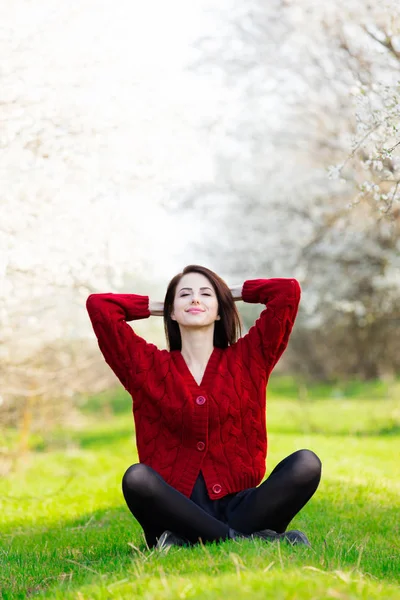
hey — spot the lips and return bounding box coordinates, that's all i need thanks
[187,309,204,313]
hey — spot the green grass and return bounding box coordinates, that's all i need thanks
[1,380,400,599]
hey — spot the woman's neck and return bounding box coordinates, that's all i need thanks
[180,328,214,368]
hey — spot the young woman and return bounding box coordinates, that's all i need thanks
[86,265,321,551]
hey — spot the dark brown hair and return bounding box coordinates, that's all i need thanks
[163,265,242,351]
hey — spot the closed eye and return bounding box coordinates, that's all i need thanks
[180,293,211,297]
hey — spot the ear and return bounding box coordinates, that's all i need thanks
[216,315,221,321]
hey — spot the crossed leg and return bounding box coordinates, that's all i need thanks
[227,449,322,534]
[122,463,231,548]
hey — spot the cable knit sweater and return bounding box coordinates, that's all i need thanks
[86,278,301,500]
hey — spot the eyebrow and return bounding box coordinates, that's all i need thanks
[179,287,213,292]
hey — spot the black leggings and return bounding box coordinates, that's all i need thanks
[122,449,322,549]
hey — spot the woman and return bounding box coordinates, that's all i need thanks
[86,265,321,552]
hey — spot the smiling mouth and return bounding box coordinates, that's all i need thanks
[187,309,204,313]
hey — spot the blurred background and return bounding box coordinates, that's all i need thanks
[1,0,399,468]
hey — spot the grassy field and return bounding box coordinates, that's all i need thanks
[1,378,399,599]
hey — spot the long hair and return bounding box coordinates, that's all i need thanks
[163,265,242,351]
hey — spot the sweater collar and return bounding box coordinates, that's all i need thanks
[171,347,222,394]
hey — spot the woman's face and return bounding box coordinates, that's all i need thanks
[171,272,220,328]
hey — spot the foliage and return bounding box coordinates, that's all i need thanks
[178,0,400,381]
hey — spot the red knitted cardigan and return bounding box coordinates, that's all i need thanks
[86,278,301,500]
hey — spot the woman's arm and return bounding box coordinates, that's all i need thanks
[86,293,158,391]
[229,285,243,301]
[230,278,301,376]
[149,300,164,316]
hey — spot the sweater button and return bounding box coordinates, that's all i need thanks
[196,396,206,405]
[197,441,205,451]
[212,484,222,494]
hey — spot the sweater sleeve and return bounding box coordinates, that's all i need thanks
[86,293,156,392]
[235,278,301,376]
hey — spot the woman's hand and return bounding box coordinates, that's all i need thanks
[149,300,164,316]
[230,284,243,301]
